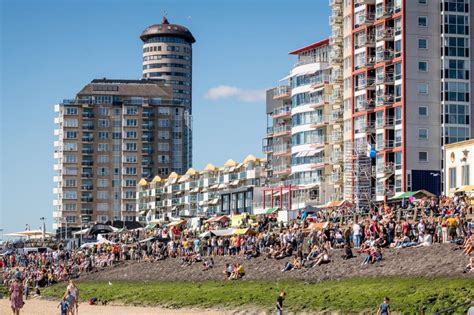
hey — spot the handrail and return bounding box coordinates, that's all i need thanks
[434,301,470,315]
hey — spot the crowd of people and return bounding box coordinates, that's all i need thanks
[1,194,473,313]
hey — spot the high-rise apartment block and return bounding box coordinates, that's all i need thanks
[141,17,195,169]
[264,0,473,210]
[53,80,189,229]
[53,18,195,230]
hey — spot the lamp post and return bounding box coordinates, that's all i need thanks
[40,217,46,241]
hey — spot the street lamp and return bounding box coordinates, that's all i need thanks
[40,217,46,241]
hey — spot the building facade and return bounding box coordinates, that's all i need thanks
[338,0,473,205]
[141,17,195,169]
[136,155,265,222]
[264,0,473,210]
[444,139,473,195]
[53,79,189,230]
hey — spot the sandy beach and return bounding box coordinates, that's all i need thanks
[0,298,250,315]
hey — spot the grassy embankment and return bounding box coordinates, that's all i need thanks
[41,277,473,314]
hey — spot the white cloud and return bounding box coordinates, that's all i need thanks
[204,85,266,103]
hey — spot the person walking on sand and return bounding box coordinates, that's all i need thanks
[276,290,286,315]
[66,280,79,314]
[9,277,25,315]
[377,296,391,315]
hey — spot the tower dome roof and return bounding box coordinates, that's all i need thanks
[140,17,196,43]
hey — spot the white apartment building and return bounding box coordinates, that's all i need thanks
[136,155,265,221]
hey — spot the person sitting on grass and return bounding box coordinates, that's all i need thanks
[377,296,391,315]
[202,257,214,271]
[312,249,331,267]
[341,243,354,260]
[223,263,232,280]
[463,257,474,273]
[230,263,245,280]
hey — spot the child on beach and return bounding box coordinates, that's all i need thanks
[58,297,69,315]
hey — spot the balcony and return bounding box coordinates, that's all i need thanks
[355,0,375,6]
[331,172,343,183]
[292,176,322,186]
[310,95,330,106]
[273,125,291,136]
[355,55,375,70]
[376,6,394,20]
[273,86,291,99]
[81,148,94,154]
[142,111,155,118]
[330,152,344,163]
[272,106,291,118]
[329,0,342,5]
[355,34,376,49]
[376,28,394,41]
[81,185,93,190]
[273,165,291,175]
[142,136,154,142]
[376,162,395,174]
[273,144,291,155]
[142,123,154,130]
[376,72,394,84]
[376,183,395,197]
[142,148,154,155]
[82,112,94,118]
[375,140,394,151]
[266,127,274,135]
[355,99,375,112]
[295,55,328,67]
[355,77,376,91]
[375,118,395,129]
[81,160,93,166]
[81,173,93,178]
[356,13,375,28]
[376,94,394,107]
[375,49,394,63]
[262,144,273,153]
[329,9,343,25]
[330,132,343,143]
[81,137,94,142]
[330,111,343,123]
[81,197,93,202]
[329,50,343,63]
[355,124,375,134]
[82,124,94,130]
[142,160,154,167]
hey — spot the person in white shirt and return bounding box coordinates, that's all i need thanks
[353,221,362,248]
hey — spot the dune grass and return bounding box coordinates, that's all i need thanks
[42,277,473,314]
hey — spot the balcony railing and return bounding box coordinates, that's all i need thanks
[266,126,273,135]
[376,50,394,63]
[272,165,291,174]
[376,28,394,41]
[375,140,395,151]
[376,72,394,84]
[272,106,291,117]
[295,55,328,67]
[273,86,291,99]
[355,35,376,49]
[375,6,394,20]
[355,99,375,112]
[355,13,375,28]
[262,144,273,153]
[375,118,395,129]
[376,94,395,107]
[376,162,395,174]
[273,144,291,154]
[273,125,291,135]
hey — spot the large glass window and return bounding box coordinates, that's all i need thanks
[444,15,469,35]
[449,167,457,188]
[443,82,469,102]
[444,37,469,57]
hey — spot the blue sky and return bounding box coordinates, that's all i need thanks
[0,0,330,235]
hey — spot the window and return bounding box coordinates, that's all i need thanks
[444,59,468,80]
[64,119,78,127]
[64,204,76,211]
[462,165,470,185]
[444,15,469,35]
[98,132,109,139]
[395,129,402,147]
[64,143,77,151]
[418,106,428,117]
[418,61,428,72]
[443,82,469,102]
[444,37,469,57]
[97,143,109,151]
[99,107,109,116]
[64,179,76,187]
[97,179,109,187]
[97,191,109,200]
[98,119,109,128]
[418,38,428,49]
[418,0,427,4]
[64,155,77,163]
[395,107,402,125]
[65,131,77,139]
[63,191,77,199]
[418,128,428,140]
[418,83,428,94]
[65,107,78,115]
[97,167,108,176]
[419,151,428,162]
[449,167,457,188]
[418,16,427,27]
